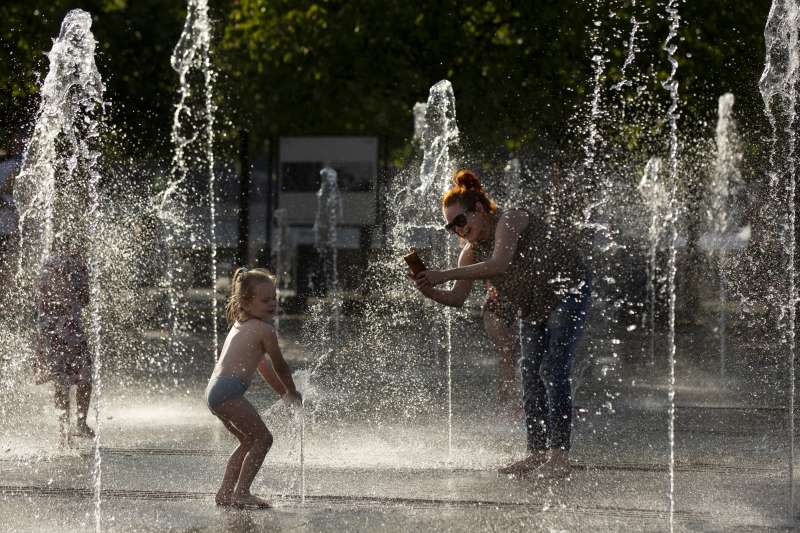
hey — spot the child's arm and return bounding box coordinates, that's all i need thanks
[256,357,288,396]
[261,324,299,399]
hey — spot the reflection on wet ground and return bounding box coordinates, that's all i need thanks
[0,321,794,531]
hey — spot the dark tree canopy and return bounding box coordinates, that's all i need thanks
[0,1,772,164]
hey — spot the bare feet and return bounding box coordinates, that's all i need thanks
[231,492,272,509]
[58,415,71,448]
[529,449,571,479]
[72,421,95,439]
[58,430,71,449]
[215,489,233,507]
[498,450,548,476]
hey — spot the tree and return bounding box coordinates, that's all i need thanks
[0,1,185,162]
[1,1,772,165]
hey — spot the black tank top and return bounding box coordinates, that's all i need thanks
[470,208,588,324]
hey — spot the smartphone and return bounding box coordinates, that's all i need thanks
[404,249,428,275]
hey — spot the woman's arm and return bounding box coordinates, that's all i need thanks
[417,210,529,286]
[418,278,473,307]
[412,246,475,307]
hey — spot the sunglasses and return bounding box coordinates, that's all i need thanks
[444,211,470,234]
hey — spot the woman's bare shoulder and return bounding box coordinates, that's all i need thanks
[458,242,476,265]
[500,208,529,221]
[498,209,529,231]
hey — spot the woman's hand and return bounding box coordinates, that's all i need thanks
[413,269,448,288]
[407,271,431,295]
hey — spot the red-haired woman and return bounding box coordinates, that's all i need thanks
[411,169,590,478]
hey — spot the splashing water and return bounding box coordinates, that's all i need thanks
[582,15,606,201]
[710,93,742,378]
[419,81,461,458]
[412,102,428,144]
[710,94,741,236]
[418,81,459,199]
[393,81,460,251]
[169,0,219,359]
[313,167,343,337]
[637,157,668,366]
[14,10,104,285]
[582,0,623,395]
[759,0,800,520]
[612,1,642,93]
[661,1,682,530]
[273,207,290,332]
[11,8,107,531]
[88,125,105,533]
[501,157,524,207]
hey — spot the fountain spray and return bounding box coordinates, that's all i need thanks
[171,0,219,359]
[710,93,742,378]
[662,1,682,530]
[760,0,800,521]
[419,81,460,458]
[12,9,107,531]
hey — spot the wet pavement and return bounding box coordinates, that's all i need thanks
[0,444,791,532]
[1,318,797,531]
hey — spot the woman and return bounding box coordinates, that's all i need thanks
[411,169,590,478]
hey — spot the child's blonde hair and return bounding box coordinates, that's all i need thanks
[225,267,276,325]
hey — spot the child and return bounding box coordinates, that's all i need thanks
[205,267,301,509]
[35,249,94,444]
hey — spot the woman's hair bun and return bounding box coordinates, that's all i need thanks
[442,168,496,214]
[453,169,482,191]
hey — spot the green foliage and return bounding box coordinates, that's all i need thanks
[0,1,773,166]
[0,1,184,160]
[217,0,600,161]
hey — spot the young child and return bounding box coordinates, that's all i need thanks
[205,267,301,509]
[35,248,95,445]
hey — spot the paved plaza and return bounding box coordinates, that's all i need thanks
[1,324,795,532]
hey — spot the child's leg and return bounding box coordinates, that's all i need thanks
[75,381,94,437]
[53,382,69,444]
[214,418,250,505]
[213,398,273,507]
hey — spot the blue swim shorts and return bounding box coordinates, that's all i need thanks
[205,375,249,412]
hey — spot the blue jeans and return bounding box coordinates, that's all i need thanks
[519,281,590,452]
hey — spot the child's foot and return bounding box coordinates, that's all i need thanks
[58,431,71,449]
[215,489,234,507]
[58,417,71,448]
[231,493,272,509]
[498,451,548,476]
